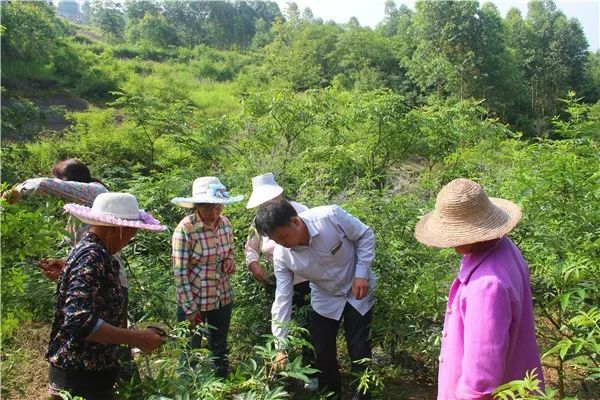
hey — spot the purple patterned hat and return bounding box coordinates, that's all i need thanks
[64,192,166,231]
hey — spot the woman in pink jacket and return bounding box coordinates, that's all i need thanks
[415,178,544,400]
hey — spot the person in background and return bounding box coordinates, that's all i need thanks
[255,199,376,400]
[171,176,244,378]
[414,178,544,400]
[244,172,316,390]
[2,159,110,280]
[47,192,166,400]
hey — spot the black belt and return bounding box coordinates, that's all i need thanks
[49,364,119,390]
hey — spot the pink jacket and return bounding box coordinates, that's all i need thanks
[437,237,544,399]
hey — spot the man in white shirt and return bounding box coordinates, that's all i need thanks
[255,199,375,400]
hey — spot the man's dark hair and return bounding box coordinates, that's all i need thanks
[255,199,298,236]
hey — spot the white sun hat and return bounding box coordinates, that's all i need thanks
[64,192,166,231]
[246,172,284,209]
[171,176,244,208]
[414,178,522,248]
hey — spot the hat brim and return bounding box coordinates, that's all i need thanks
[171,195,244,208]
[246,186,284,209]
[414,198,522,248]
[64,204,167,232]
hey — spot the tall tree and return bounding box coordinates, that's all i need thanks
[1,1,61,62]
[477,2,526,120]
[347,16,360,29]
[301,7,314,23]
[57,1,81,21]
[91,0,126,41]
[332,27,403,91]
[504,0,589,128]
[408,0,484,98]
[285,2,300,26]
[161,1,281,49]
[126,13,178,47]
[582,51,600,102]
[124,0,160,21]
[251,17,274,49]
[81,1,92,22]
[379,0,399,36]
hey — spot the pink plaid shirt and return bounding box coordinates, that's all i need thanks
[172,212,234,314]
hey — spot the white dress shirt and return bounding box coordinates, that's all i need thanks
[245,201,309,285]
[271,205,376,340]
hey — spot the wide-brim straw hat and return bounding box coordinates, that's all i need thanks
[64,192,166,231]
[171,176,244,208]
[414,178,522,248]
[246,172,284,209]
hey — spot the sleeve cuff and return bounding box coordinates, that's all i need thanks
[271,324,288,350]
[78,316,100,340]
[246,256,259,267]
[86,319,105,338]
[355,264,370,279]
[181,302,197,316]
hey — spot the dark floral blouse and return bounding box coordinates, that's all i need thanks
[46,232,126,371]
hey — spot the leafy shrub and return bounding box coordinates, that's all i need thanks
[0,197,65,339]
[0,88,46,142]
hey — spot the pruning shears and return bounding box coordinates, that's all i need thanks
[147,325,177,341]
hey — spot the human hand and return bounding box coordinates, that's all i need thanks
[186,312,202,327]
[1,188,20,204]
[222,257,236,274]
[248,262,268,283]
[352,277,369,300]
[38,259,66,281]
[135,328,163,354]
[272,351,287,371]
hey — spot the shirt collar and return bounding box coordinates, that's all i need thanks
[292,217,319,250]
[83,231,101,244]
[457,237,504,283]
[191,211,223,230]
[81,231,112,256]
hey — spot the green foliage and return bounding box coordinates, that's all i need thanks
[331,27,404,91]
[0,198,65,339]
[494,369,556,400]
[0,87,46,142]
[91,0,126,42]
[551,92,600,140]
[582,51,600,102]
[118,325,318,399]
[110,43,176,62]
[2,2,600,398]
[123,0,160,21]
[262,20,330,91]
[504,0,590,131]
[0,1,65,62]
[126,13,178,48]
[108,89,197,170]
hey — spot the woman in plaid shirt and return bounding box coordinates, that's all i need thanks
[171,176,244,377]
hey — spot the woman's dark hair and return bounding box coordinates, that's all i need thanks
[52,159,105,187]
[255,199,298,236]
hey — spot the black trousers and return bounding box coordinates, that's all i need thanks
[49,365,118,400]
[177,302,233,378]
[309,302,373,398]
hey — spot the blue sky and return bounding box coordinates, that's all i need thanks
[275,0,599,51]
